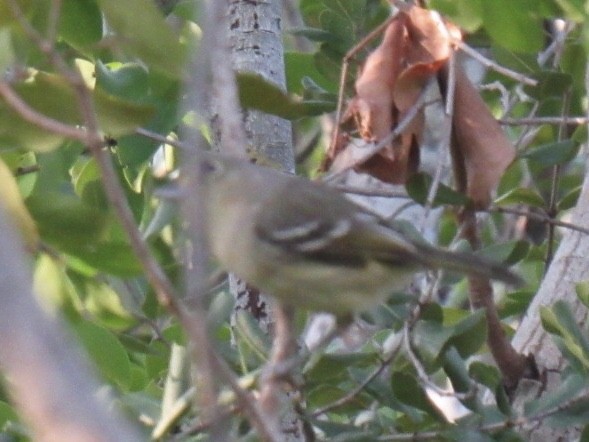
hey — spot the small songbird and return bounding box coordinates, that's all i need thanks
[198,153,521,316]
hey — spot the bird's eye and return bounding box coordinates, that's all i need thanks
[198,157,222,176]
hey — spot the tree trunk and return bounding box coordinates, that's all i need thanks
[510,156,589,441]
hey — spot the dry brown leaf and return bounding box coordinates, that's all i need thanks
[450,65,515,208]
[346,17,406,146]
[328,4,460,184]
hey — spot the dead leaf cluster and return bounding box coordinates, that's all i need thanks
[324,4,515,208]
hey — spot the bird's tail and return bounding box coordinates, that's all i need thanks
[416,243,523,286]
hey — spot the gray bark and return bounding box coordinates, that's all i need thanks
[227,0,295,172]
[510,158,589,441]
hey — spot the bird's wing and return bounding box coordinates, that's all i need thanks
[253,182,421,267]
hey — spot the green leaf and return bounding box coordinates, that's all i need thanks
[0,401,18,428]
[406,173,470,207]
[429,0,483,32]
[142,199,177,239]
[553,0,585,22]
[442,428,496,442]
[70,241,143,277]
[413,310,487,365]
[71,156,101,198]
[113,72,181,169]
[128,363,149,392]
[525,71,573,99]
[95,62,150,103]
[0,72,80,152]
[72,321,131,389]
[94,87,155,136]
[577,281,589,309]
[310,419,377,440]
[559,185,581,211]
[478,240,529,265]
[540,301,589,370]
[520,140,580,167]
[482,0,544,53]
[233,310,271,362]
[26,192,107,247]
[97,0,184,77]
[525,373,585,417]
[0,155,38,246]
[413,319,455,363]
[285,51,336,94]
[545,396,589,428]
[307,385,350,410]
[494,187,546,207]
[0,28,14,75]
[306,352,378,385]
[237,72,335,120]
[391,371,443,419]
[59,0,102,49]
[469,361,502,390]
[499,290,536,318]
[289,27,338,44]
[446,309,487,358]
[442,347,471,394]
[540,305,562,335]
[300,0,375,54]
[0,0,33,27]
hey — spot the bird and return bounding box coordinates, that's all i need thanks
[198,153,521,316]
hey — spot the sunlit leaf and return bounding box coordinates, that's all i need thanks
[391,371,444,419]
[237,72,335,119]
[576,281,589,309]
[97,0,184,77]
[0,155,38,246]
[494,187,546,207]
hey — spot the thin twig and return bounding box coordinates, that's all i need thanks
[7,0,181,311]
[546,89,572,268]
[329,15,397,153]
[0,82,88,142]
[324,88,430,182]
[311,294,431,417]
[15,165,40,176]
[311,336,404,417]
[487,206,589,235]
[422,56,454,226]
[135,127,192,150]
[500,116,589,125]
[46,0,62,48]
[402,323,473,400]
[377,391,589,441]
[6,4,279,440]
[456,41,538,86]
[332,183,410,199]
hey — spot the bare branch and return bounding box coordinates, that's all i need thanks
[456,42,538,86]
[0,204,143,442]
[0,81,88,142]
[500,116,589,125]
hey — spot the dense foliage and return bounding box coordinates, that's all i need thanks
[1,0,589,440]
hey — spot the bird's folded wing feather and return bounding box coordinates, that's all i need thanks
[253,184,422,267]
